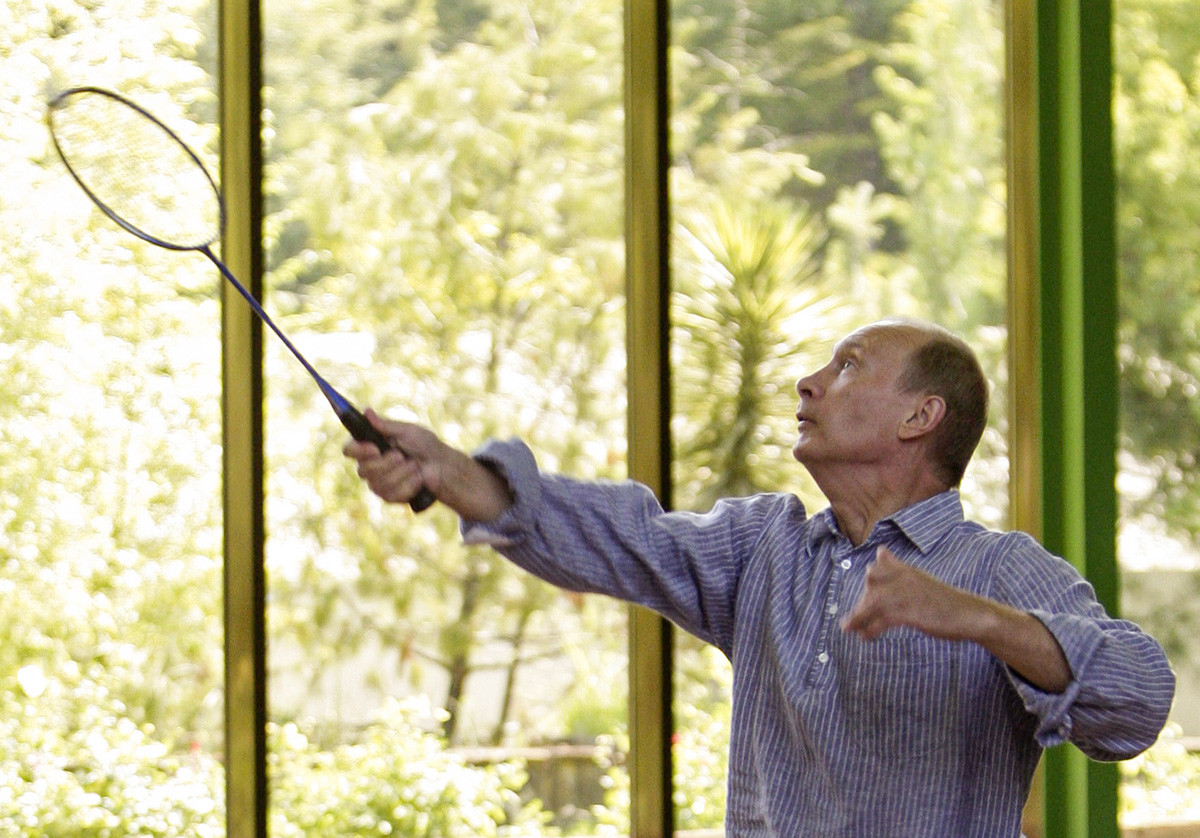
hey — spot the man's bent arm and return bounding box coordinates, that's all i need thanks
[842,547,1071,692]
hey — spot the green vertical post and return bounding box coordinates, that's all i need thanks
[1027,0,1120,834]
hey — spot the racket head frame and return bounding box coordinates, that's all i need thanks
[46,85,435,513]
[46,85,224,252]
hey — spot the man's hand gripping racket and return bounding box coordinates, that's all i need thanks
[47,86,435,512]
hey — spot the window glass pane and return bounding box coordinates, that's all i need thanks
[3,3,224,835]
[262,0,628,833]
[668,0,1007,831]
[1114,0,1200,829]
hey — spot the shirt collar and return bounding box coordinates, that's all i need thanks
[884,489,965,554]
[805,489,965,556]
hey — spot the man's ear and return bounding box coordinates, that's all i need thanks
[898,394,946,441]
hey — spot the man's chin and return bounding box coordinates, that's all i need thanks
[792,437,826,467]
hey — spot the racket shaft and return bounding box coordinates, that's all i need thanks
[203,247,435,513]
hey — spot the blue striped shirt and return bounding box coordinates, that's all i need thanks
[463,439,1175,837]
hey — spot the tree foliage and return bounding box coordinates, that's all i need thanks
[1114,0,1200,538]
[261,0,628,748]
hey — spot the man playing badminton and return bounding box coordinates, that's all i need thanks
[344,317,1174,836]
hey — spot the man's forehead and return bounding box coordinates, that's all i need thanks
[836,322,926,356]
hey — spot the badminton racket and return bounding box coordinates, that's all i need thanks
[47,85,435,512]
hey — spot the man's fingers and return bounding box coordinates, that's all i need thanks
[843,595,892,637]
[842,608,887,639]
[872,544,903,571]
[364,408,442,462]
[344,438,383,459]
[358,451,423,504]
[842,589,883,637]
[842,547,906,638]
[364,407,397,438]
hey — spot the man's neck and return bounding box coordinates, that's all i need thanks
[813,464,948,546]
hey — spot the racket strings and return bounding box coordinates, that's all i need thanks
[49,90,222,250]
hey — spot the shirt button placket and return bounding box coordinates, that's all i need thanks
[810,552,851,682]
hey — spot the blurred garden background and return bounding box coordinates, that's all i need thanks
[3,0,1200,833]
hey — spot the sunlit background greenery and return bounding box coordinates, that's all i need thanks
[3,0,1200,834]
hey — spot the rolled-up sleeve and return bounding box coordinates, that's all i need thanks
[995,538,1175,759]
[460,438,544,549]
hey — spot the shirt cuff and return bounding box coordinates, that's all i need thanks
[458,438,540,548]
[1008,609,1105,748]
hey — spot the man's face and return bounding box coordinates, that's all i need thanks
[792,324,924,471]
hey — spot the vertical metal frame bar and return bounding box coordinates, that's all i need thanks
[1006,0,1120,834]
[219,0,267,834]
[1005,5,1045,830]
[1074,2,1121,830]
[1006,0,1041,542]
[624,0,674,833]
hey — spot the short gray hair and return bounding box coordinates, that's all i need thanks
[897,326,988,487]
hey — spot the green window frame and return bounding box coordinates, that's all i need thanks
[1009,0,1120,834]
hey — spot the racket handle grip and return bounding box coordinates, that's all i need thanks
[340,407,436,513]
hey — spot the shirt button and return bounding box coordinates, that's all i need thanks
[827,603,839,616]
[817,652,829,664]
[840,559,852,570]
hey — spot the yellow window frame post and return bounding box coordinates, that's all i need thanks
[219,0,267,834]
[625,0,674,834]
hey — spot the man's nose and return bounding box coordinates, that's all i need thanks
[796,372,818,397]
